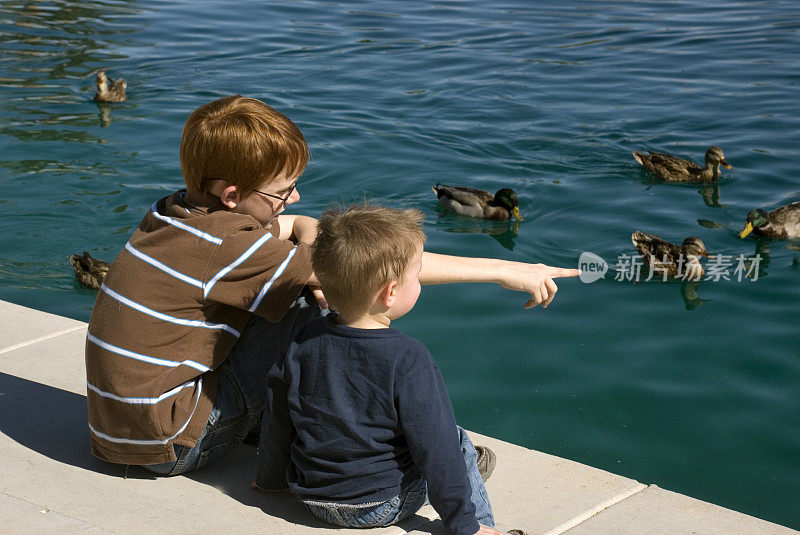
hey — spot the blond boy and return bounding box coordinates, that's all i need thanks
[255,204,521,535]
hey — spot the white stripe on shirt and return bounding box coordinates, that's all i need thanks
[124,242,204,289]
[151,202,223,245]
[87,379,196,405]
[89,378,203,445]
[99,283,240,338]
[204,233,273,298]
[249,246,297,312]
[86,332,211,372]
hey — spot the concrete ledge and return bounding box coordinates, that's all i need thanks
[0,299,796,534]
[0,300,84,354]
[562,485,792,535]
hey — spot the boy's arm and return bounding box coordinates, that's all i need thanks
[276,215,328,308]
[253,360,294,491]
[276,215,318,245]
[397,349,480,535]
[420,251,581,309]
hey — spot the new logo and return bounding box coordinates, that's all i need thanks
[578,252,607,283]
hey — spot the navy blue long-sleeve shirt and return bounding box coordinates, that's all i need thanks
[255,314,479,535]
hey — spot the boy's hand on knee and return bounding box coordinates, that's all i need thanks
[498,263,580,309]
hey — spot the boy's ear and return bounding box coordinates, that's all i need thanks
[379,280,398,308]
[219,184,240,209]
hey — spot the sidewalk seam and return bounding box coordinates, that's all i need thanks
[0,489,110,533]
[0,324,86,356]
[541,482,649,535]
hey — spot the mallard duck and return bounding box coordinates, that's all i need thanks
[633,146,731,182]
[738,202,800,238]
[94,70,126,103]
[631,231,709,280]
[70,252,110,290]
[432,184,523,221]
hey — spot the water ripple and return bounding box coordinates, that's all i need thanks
[1,0,799,528]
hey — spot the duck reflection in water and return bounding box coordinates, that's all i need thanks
[98,104,113,128]
[680,238,775,310]
[698,182,723,208]
[680,281,707,310]
[437,217,521,251]
[750,238,773,279]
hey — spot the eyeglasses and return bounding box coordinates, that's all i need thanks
[252,184,296,204]
[202,178,296,204]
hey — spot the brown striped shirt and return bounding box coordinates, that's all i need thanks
[85,190,312,465]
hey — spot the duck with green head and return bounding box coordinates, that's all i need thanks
[432,184,523,221]
[738,202,800,239]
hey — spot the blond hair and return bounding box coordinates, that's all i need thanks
[313,204,426,317]
[179,95,309,195]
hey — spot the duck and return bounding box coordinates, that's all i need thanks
[432,184,523,221]
[738,202,800,238]
[69,252,110,290]
[631,231,709,281]
[633,146,731,182]
[94,70,126,103]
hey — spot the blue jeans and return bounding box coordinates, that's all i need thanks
[304,426,495,528]
[144,290,322,476]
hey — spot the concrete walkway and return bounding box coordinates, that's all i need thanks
[0,299,795,535]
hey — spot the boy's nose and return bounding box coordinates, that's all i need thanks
[286,188,300,204]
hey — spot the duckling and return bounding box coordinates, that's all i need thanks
[94,70,126,103]
[69,251,110,290]
[631,231,709,281]
[432,184,523,221]
[633,146,731,182]
[738,202,800,238]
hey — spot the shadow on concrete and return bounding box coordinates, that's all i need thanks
[186,447,447,532]
[398,517,447,534]
[0,372,131,477]
[184,445,330,528]
[0,372,448,532]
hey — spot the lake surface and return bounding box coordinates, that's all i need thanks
[1,0,798,528]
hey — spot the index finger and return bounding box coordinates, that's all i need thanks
[546,267,582,278]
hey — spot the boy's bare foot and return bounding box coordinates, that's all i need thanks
[476,445,496,482]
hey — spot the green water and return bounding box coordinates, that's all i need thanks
[1,0,798,528]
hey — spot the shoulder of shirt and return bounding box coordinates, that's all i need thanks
[291,319,430,357]
[199,211,271,237]
[155,191,283,238]
[292,316,328,342]
[396,332,430,354]
[383,331,435,372]
[393,335,438,387]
